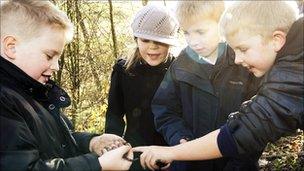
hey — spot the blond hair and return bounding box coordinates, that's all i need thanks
[219,1,296,41]
[1,0,73,42]
[176,1,225,29]
[124,43,141,71]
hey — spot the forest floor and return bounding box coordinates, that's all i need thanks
[259,130,303,171]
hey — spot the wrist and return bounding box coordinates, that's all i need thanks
[89,136,98,152]
[168,146,177,161]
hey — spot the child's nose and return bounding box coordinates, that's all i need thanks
[149,41,159,49]
[50,60,59,71]
[234,54,243,65]
[188,38,200,48]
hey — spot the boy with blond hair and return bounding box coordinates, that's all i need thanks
[152,1,261,170]
[134,1,303,170]
[0,0,133,170]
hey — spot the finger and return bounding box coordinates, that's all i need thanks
[139,152,147,170]
[146,154,156,171]
[104,146,112,151]
[118,139,127,144]
[102,148,108,154]
[132,146,148,152]
[144,152,153,170]
[114,140,121,146]
[96,150,103,156]
[161,163,170,170]
[155,159,168,170]
[115,139,127,147]
[124,148,134,161]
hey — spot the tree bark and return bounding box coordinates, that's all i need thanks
[65,0,80,125]
[108,0,118,59]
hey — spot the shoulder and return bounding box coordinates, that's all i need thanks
[0,85,27,113]
[172,48,192,68]
[0,84,22,100]
[218,43,235,66]
[268,52,303,84]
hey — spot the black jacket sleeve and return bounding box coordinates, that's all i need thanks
[0,100,101,171]
[60,114,99,154]
[221,53,304,158]
[104,62,126,136]
[152,65,194,145]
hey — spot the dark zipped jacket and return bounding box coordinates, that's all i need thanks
[218,17,304,159]
[105,56,174,147]
[0,57,100,171]
[152,44,261,170]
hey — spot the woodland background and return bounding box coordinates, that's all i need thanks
[51,1,303,170]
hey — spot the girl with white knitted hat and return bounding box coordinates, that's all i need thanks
[104,4,178,171]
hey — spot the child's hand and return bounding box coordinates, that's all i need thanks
[98,145,133,170]
[133,146,173,170]
[89,134,126,156]
[101,140,128,155]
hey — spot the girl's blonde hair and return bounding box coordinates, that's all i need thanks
[124,41,141,71]
[1,0,73,42]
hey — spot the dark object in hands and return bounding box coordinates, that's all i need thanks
[123,151,141,162]
[155,159,167,168]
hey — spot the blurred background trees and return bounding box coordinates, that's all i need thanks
[51,1,303,170]
[53,0,143,133]
[52,0,181,133]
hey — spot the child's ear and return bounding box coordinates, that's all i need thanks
[272,30,286,52]
[2,36,17,59]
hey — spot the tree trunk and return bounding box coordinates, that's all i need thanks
[76,2,103,92]
[65,0,80,125]
[108,0,118,59]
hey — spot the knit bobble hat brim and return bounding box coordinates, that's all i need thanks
[134,32,178,46]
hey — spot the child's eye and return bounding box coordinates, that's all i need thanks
[140,39,150,43]
[197,31,205,35]
[240,48,248,53]
[46,54,53,60]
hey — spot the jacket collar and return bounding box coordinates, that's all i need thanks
[276,17,304,61]
[184,43,235,67]
[0,56,70,108]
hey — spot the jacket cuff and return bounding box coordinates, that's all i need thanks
[73,132,100,153]
[217,125,238,157]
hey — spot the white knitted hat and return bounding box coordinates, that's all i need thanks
[131,5,179,46]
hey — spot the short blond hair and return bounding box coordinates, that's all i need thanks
[219,1,296,41]
[1,0,73,42]
[176,1,225,29]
